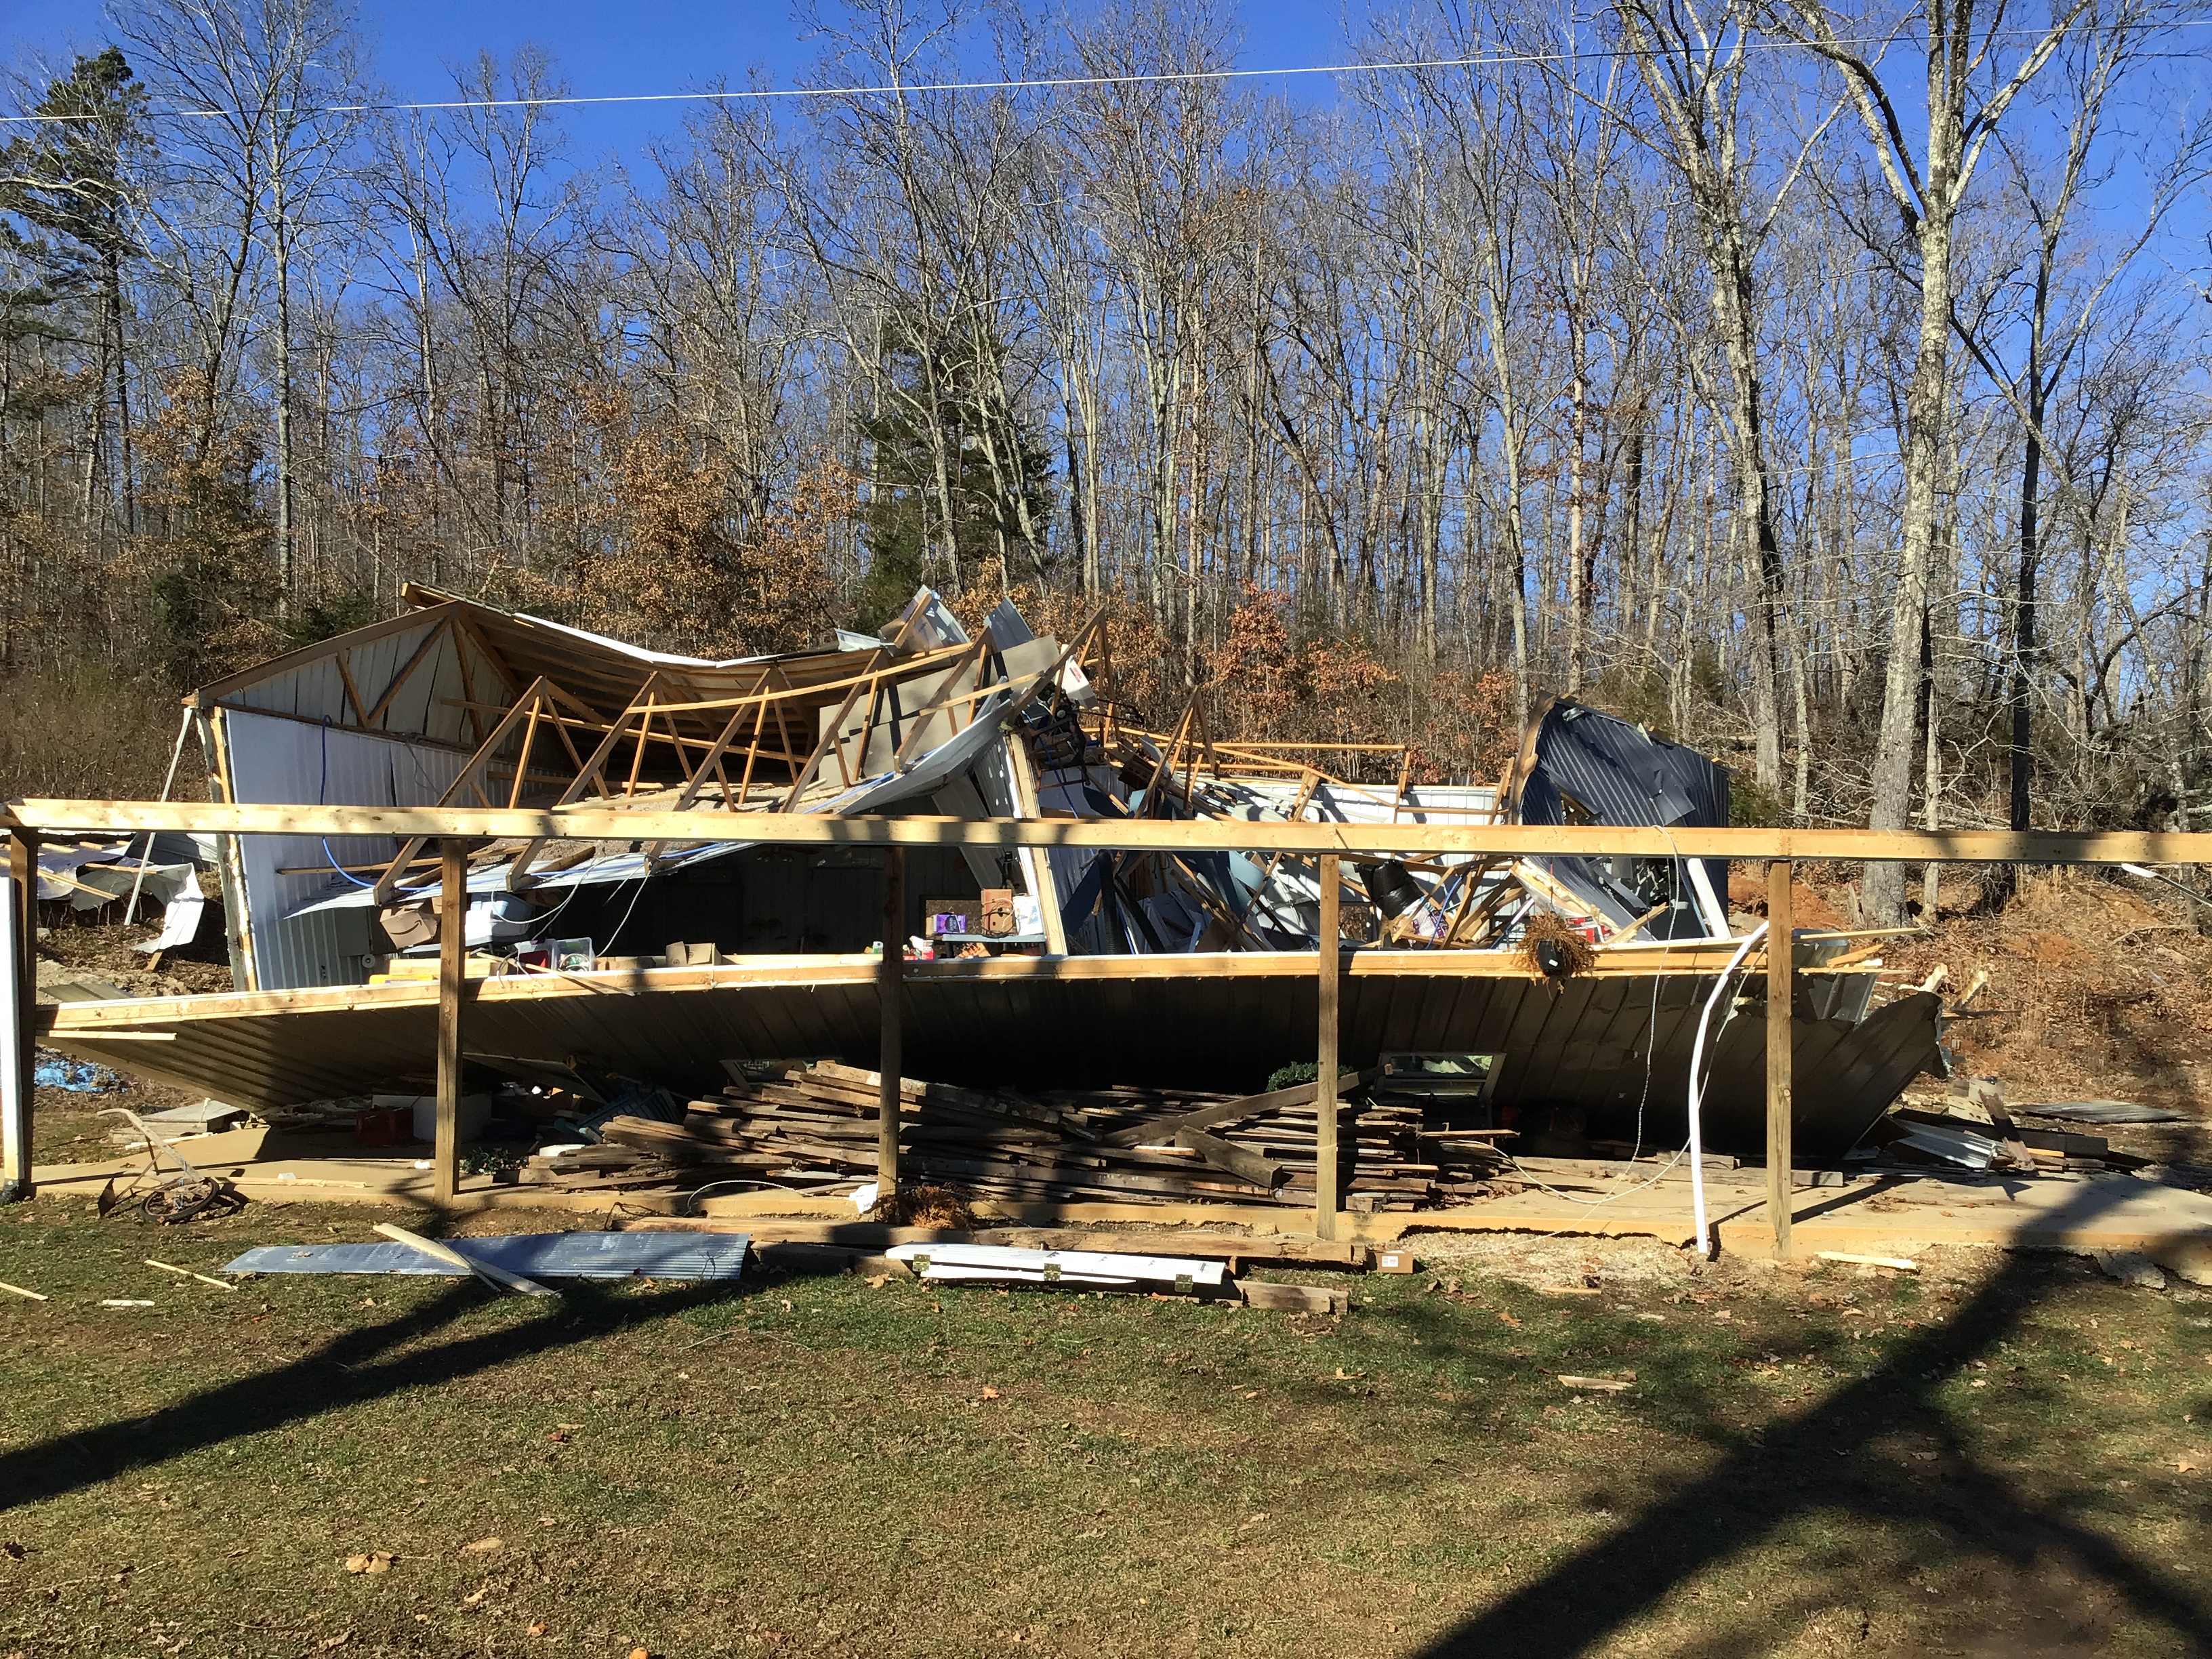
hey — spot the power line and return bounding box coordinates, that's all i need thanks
[6,20,2207,124]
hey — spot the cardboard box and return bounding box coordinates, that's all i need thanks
[1375,1249,1418,1275]
[979,888,1016,936]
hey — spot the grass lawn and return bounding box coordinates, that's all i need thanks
[1,1198,2209,1658]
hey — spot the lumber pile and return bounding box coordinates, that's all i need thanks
[516,1060,1511,1208]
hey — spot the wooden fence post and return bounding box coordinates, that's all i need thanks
[1315,853,1342,1240]
[435,837,468,1206]
[878,846,905,1191]
[1767,860,1794,1258]
[1,834,33,1202]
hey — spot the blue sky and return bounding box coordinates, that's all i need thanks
[13,0,1360,165]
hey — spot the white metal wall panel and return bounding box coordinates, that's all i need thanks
[378,627,472,743]
[224,710,470,991]
[224,618,487,746]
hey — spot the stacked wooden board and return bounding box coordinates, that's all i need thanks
[515,1061,1513,1209]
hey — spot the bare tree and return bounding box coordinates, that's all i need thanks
[1615,0,1835,794]
[1946,3,2209,845]
[1764,0,2091,922]
[115,0,366,613]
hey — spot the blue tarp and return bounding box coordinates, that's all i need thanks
[35,1055,117,1092]
[222,1231,750,1281]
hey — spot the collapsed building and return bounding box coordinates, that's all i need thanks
[31,583,1951,1200]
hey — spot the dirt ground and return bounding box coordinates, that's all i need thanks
[35,903,234,1000]
[1792,864,2212,1117]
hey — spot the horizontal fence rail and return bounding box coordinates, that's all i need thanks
[6,800,2212,865]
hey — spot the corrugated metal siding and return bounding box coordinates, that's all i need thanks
[1517,701,1731,931]
[224,710,470,989]
[224,618,491,747]
[49,967,1941,1155]
[1521,703,1728,830]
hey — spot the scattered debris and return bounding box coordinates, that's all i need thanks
[0,1282,48,1302]
[2024,1101,2186,1126]
[221,1230,747,1283]
[538,1061,1506,1212]
[99,1299,155,1308]
[33,586,2194,1234]
[1238,1282,1350,1315]
[1817,1252,1919,1273]
[1557,1375,1635,1393]
[371,1222,558,1298]
[884,1242,1226,1294]
[2093,1251,2169,1291]
[30,833,209,955]
[38,592,1949,1172]
[33,1054,117,1093]
[344,1551,394,1574]
[95,1107,242,1224]
[143,1258,237,1290]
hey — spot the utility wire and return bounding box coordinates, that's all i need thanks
[7,20,2208,123]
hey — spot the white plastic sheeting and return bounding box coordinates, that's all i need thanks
[35,837,207,955]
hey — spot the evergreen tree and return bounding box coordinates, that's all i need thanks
[854,331,1052,630]
[0,49,150,526]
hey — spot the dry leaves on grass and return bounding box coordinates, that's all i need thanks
[459,1537,501,1555]
[342,1551,392,1574]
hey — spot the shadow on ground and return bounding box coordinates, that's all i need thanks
[1,1197,2207,1656]
[1409,1252,2210,1655]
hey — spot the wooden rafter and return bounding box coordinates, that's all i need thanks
[369,675,604,905]
[363,616,455,730]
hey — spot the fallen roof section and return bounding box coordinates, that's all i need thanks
[37,945,1937,1160]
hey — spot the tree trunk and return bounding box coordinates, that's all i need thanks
[108,248,134,537]
[1863,201,1952,926]
[2009,316,2046,836]
[272,191,295,621]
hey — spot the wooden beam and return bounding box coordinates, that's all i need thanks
[14,802,2212,868]
[333,651,371,728]
[363,615,455,729]
[1002,732,1069,955]
[1767,861,1793,1260]
[1099,1067,1380,1147]
[1174,1126,1286,1190]
[436,838,468,1206]
[783,603,930,809]
[878,846,905,1195]
[373,676,565,905]
[184,602,463,707]
[1315,852,1343,1242]
[41,951,1772,1050]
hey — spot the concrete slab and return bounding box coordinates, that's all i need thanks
[28,1139,2212,1277]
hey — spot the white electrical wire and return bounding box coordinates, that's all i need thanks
[1685,921,1766,1258]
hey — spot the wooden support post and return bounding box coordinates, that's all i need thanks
[435,837,468,1206]
[1315,852,1343,1240]
[878,846,905,1193]
[1767,859,1794,1259]
[1,832,35,1202]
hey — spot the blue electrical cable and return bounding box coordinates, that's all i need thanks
[318,719,375,888]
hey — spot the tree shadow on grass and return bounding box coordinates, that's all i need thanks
[1406,1245,2212,1657]
[0,1275,755,1515]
